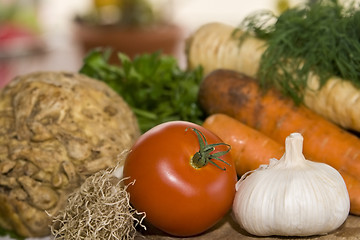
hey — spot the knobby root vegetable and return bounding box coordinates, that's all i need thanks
[187,22,360,132]
[202,113,284,176]
[0,71,140,237]
[198,69,360,215]
[51,158,145,240]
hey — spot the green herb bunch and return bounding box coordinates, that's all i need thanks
[80,49,204,133]
[237,0,360,104]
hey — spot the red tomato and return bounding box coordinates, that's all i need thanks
[123,121,237,237]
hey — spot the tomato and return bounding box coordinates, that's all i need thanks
[123,121,237,237]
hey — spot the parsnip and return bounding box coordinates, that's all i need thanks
[186,22,265,78]
[186,22,360,132]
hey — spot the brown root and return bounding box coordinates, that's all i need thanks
[50,166,145,240]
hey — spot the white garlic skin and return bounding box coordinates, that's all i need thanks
[232,133,350,237]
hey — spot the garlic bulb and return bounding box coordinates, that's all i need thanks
[232,133,350,237]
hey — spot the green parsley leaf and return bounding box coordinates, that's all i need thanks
[79,49,205,133]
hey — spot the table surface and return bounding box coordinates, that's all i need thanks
[136,213,360,240]
[0,214,358,240]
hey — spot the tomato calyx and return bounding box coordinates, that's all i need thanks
[186,128,231,170]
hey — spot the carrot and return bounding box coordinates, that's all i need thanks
[339,170,360,214]
[198,69,360,194]
[203,113,360,215]
[202,113,284,176]
[187,22,360,133]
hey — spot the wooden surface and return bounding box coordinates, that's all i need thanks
[136,213,360,240]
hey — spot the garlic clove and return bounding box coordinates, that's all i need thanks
[232,132,350,236]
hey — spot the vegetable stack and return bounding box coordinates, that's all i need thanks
[198,69,360,215]
[187,0,360,133]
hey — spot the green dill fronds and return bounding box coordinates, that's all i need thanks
[237,0,360,104]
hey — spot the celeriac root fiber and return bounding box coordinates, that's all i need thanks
[51,166,145,240]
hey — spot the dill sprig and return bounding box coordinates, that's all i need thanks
[237,0,360,104]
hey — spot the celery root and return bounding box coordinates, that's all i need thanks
[186,22,360,132]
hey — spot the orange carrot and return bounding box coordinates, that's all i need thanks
[203,113,360,215]
[199,69,360,176]
[202,113,284,176]
[339,170,360,214]
[198,69,360,214]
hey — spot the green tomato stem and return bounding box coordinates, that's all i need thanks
[187,128,231,170]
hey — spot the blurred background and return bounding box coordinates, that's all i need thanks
[0,0,305,88]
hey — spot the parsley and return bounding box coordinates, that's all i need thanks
[79,49,205,133]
